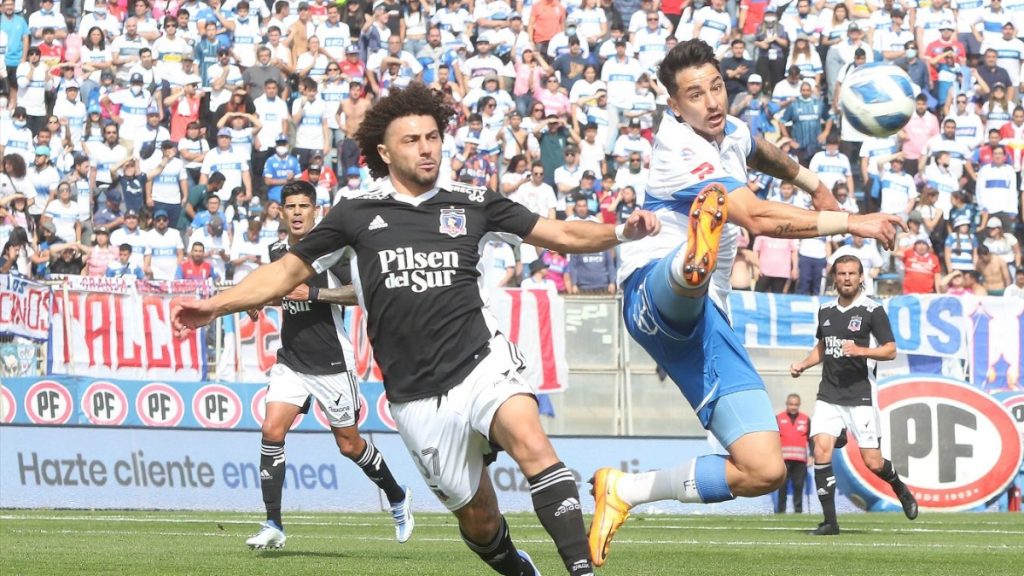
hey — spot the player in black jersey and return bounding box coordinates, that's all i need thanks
[790,255,918,535]
[244,182,414,550]
[174,83,659,576]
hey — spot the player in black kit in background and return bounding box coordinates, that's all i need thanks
[790,255,918,535]
[244,182,414,550]
[173,83,660,576]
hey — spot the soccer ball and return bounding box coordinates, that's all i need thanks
[838,63,915,137]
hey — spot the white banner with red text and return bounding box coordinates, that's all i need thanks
[0,275,52,341]
[217,288,569,393]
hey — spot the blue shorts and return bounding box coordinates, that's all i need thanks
[622,251,770,434]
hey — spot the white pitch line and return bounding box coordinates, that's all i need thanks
[5,528,1022,552]
[2,515,1020,536]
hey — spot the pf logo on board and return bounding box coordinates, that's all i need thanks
[193,384,243,429]
[24,380,73,425]
[82,381,129,426]
[1,384,18,423]
[136,383,185,427]
[835,376,1023,512]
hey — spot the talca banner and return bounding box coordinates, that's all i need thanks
[47,279,212,381]
[0,274,52,341]
[218,288,569,393]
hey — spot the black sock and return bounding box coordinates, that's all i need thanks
[259,439,286,528]
[527,462,593,576]
[461,516,531,576]
[351,440,405,504]
[814,463,837,526]
[876,459,903,487]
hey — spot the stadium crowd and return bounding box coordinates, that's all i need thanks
[3,0,1024,299]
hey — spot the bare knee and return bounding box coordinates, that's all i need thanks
[456,499,502,543]
[862,451,884,474]
[751,459,787,494]
[333,428,365,459]
[261,423,288,444]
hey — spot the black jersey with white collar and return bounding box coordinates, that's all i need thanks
[289,179,540,402]
[268,239,354,375]
[815,293,895,406]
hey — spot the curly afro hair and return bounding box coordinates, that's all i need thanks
[354,83,455,180]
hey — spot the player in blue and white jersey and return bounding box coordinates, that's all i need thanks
[588,40,904,568]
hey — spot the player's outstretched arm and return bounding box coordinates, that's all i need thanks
[749,136,839,211]
[282,283,359,306]
[727,187,905,249]
[790,340,825,378]
[525,209,660,253]
[173,253,316,337]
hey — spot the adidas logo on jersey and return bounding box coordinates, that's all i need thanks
[260,469,272,480]
[824,319,831,326]
[554,498,581,517]
[368,215,388,230]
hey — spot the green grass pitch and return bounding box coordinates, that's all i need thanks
[1,510,1021,575]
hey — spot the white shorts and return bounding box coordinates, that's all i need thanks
[265,363,360,428]
[810,400,881,449]
[390,334,534,512]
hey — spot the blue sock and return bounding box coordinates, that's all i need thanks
[694,454,734,503]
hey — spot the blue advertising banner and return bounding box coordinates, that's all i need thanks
[0,426,828,514]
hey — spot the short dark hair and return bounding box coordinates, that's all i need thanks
[280,180,317,203]
[355,83,454,179]
[191,241,206,250]
[657,39,718,97]
[119,243,133,252]
[832,254,864,275]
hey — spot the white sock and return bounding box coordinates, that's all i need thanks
[615,460,702,506]
[670,244,711,291]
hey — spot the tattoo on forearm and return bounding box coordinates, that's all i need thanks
[750,137,799,180]
[774,222,817,236]
[318,286,358,306]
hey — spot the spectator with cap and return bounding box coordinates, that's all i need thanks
[103,72,158,141]
[458,32,503,94]
[53,81,86,147]
[110,209,146,267]
[189,189,226,231]
[93,188,124,231]
[142,207,184,280]
[106,242,146,278]
[80,226,120,276]
[730,73,779,138]
[924,19,965,71]
[612,118,652,167]
[145,140,188,229]
[200,127,251,203]
[340,166,364,196]
[521,258,556,290]
[263,135,300,204]
[983,218,1021,276]
[28,145,58,206]
[48,243,86,276]
[138,107,171,152]
[1,107,34,164]
[945,215,978,273]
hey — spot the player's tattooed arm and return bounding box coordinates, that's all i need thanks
[314,285,358,306]
[749,136,839,211]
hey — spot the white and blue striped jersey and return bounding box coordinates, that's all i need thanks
[809,150,852,192]
[619,114,751,313]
